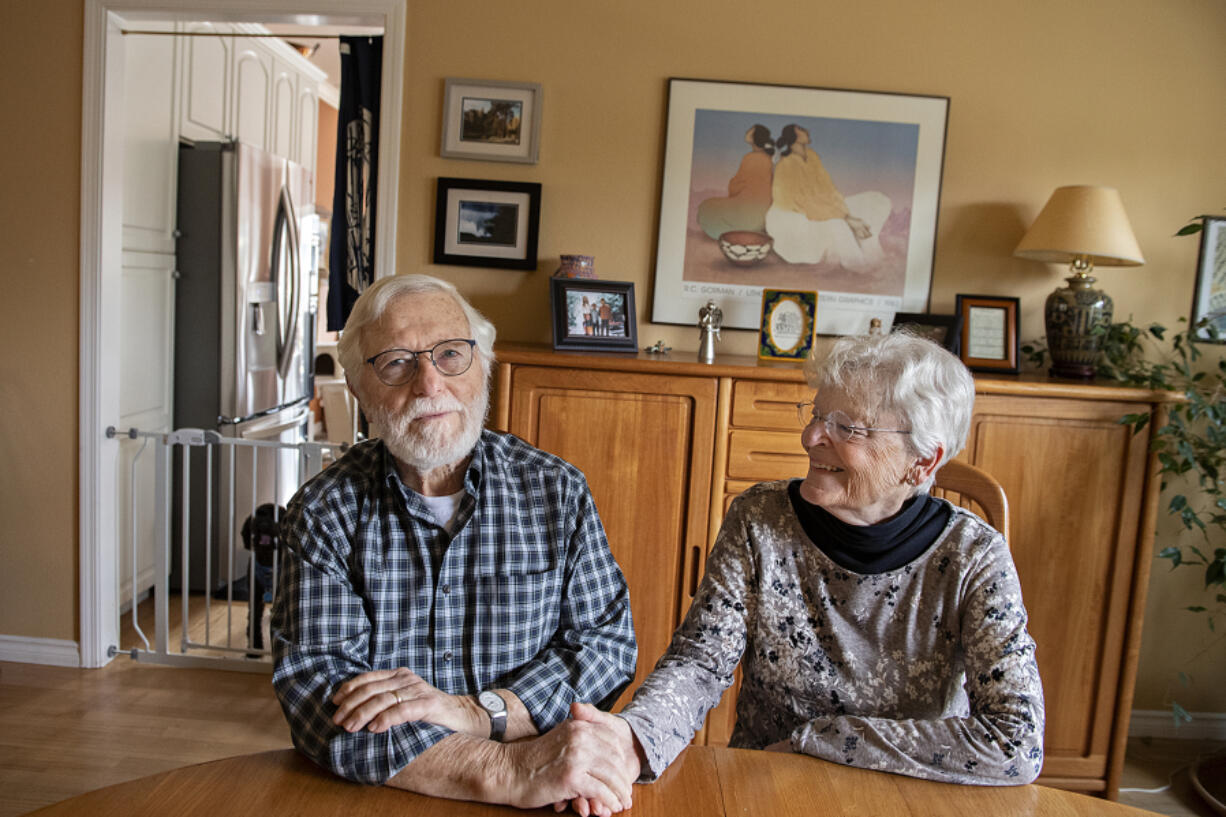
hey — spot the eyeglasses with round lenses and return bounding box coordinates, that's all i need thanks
[795,403,912,443]
[366,339,477,386]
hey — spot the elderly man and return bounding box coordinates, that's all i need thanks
[270,274,637,813]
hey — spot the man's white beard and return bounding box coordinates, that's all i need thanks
[366,387,489,472]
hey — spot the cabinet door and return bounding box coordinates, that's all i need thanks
[507,366,717,708]
[270,59,298,161]
[122,22,177,254]
[178,22,230,142]
[296,84,319,170]
[968,394,1151,785]
[232,44,271,150]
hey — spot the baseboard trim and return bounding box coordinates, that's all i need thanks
[1130,709,1226,741]
[0,635,82,667]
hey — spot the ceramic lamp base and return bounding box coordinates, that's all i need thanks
[1045,273,1112,379]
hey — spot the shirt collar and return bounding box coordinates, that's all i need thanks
[378,433,487,502]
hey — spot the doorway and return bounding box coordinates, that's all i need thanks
[79,0,406,668]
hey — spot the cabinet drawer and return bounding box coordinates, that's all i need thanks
[726,429,808,481]
[731,380,813,430]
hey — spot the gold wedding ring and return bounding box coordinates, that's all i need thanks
[393,690,402,704]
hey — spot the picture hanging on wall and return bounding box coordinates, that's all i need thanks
[650,78,949,336]
[432,177,541,270]
[1191,215,1226,342]
[440,78,543,164]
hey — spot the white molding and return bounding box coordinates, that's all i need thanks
[79,0,404,670]
[0,635,82,667]
[1130,709,1226,741]
[319,81,339,110]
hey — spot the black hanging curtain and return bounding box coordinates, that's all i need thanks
[327,36,383,331]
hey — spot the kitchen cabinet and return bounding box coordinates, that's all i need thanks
[178,22,231,144]
[492,344,1170,799]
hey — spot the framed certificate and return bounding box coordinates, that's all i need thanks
[758,289,817,360]
[956,294,1019,373]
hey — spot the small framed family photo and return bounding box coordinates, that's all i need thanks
[891,311,962,354]
[433,177,541,270]
[440,78,543,164]
[1191,215,1226,343]
[550,278,638,352]
[955,294,1020,373]
[758,289,817,361]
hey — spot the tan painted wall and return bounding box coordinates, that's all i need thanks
[0,0,83,642]
[1,0,1221,711]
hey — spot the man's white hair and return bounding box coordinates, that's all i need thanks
[336,274,497,379]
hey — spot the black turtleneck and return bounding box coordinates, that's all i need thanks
[786,480,951,574]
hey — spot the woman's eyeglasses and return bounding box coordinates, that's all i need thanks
[795,403,911,443]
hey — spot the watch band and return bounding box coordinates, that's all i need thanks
[477,690,507,742]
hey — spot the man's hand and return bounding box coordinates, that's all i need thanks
[331,667,484,736]
[497,703,637,817]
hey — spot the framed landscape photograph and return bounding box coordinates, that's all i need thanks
[891,311,962,354]
[440,78,543,164]
[433,177,541,270]
[955,294,1019,373]
[550,278,638,352]
[650,78,949,336]
[1191,215,1226,342]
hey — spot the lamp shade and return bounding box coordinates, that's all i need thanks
[1014,185,1145,267]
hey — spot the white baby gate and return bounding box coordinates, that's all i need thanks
[107,425,346,672]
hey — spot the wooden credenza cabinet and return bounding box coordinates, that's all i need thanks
[491,344,1170,799]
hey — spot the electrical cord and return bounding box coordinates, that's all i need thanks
[1117,740,1226,796]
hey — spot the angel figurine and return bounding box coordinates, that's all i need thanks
[698,300,723,364]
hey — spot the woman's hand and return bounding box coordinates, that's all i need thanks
[331,667,484,735]
[557,703,643,816]
[498,705,636,816]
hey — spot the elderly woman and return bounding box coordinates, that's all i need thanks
[575,331,1044,797]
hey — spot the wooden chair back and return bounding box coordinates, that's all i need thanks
[932,459,1010,545]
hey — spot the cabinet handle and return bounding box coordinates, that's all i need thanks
[689,546,701,597]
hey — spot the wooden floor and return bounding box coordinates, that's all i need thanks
[2,594,1221,816]
[1,591,290,816]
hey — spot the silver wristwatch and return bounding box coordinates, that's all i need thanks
[477,690,507,742]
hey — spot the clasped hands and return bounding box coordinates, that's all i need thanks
[331,668,641,816]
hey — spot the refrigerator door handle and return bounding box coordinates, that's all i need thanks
[272,183,303,382]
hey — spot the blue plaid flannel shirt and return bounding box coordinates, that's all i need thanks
[270,431,636,785]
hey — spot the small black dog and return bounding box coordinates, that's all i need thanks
[240,503,286,652]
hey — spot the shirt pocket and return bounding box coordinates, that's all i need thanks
[476,569,563,671]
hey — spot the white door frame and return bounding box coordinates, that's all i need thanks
[79,0,406,668]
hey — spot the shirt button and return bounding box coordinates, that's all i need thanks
[443,651,453,662]
[441,584,451,594]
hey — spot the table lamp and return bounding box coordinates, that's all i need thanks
[1014,185,1144,378]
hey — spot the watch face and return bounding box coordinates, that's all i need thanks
[478,691,506,714]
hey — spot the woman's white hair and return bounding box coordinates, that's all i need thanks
[803,331,976,492]
[336,274,497,379]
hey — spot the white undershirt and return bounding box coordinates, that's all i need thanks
[417,489,465,533]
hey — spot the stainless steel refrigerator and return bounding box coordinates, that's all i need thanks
[172,140,317,592]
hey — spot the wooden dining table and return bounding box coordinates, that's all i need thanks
[27,746,1160,816]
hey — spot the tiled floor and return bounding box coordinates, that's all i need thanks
[1118,737,1226,817]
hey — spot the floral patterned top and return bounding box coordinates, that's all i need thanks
[619,480,1044,785]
